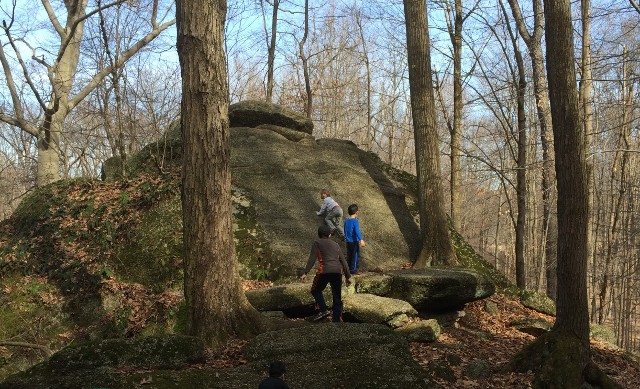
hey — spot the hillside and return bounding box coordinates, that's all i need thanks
[1,102,636,387]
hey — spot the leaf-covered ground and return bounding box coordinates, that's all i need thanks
[206,286,640,389]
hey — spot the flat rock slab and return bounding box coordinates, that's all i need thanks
[385,268,495,311]
[395,319,441,343]
[246,282,340,314]
[243,323,438,388]
[343,293,417,328]
[229,100,314,134]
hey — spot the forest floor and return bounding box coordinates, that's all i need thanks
[205,283,640,389]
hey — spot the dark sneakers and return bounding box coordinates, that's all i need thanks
[312,310,330,321]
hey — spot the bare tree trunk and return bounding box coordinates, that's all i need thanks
[512,0,597,384]
[264,0,279,102]
[299,0,312,119]
[354,4,372,151]
[176,0,263,347]
[507,0,557,299]
[449,0,464,231]
[580,0,597,314]
[403,0,456,267]
[499,0,528,290]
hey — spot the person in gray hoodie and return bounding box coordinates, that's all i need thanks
[299,225,352,322]
[316,189,345,240]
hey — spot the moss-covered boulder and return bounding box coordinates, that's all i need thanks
[590,323,617,347]
[353,273,394,296]
[245,283,335,315]
[508,317,553,337]
[519,290,556,316]
[395,319,441,343]
[0,335,205,389]
[385,268,495,311]
[343,293,417,328]
[244,323,438,388]
[229,100,314,134]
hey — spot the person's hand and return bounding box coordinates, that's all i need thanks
[299,273,307,283]
[345,278,352,287]
[360,240,366,247]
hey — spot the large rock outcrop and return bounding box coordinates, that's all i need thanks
[229,100,314,134]
[1,325,439,389]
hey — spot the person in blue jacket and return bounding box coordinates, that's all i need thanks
[344,204,366,274]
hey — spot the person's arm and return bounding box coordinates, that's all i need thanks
[316,198,329,215]
[354,220,366,246]
[300,242,318,282]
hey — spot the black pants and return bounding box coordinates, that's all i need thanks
[311,273,343,322]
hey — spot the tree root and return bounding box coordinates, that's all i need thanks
[510,329,622,388]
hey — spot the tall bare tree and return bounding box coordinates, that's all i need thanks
[262,0,280,102]
[299,0,312,118]
[512,0,617,384]
[498,0,528,289]
[0,0,175,186]
[403,0,457,267]
[177,0,263,346]
[506,0,557,298]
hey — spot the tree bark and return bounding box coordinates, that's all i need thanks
[403,0,456,267]
[507,0,557,299]
[511,0,594,384]
[449,0,463,232]
[499,0,528,290]
[265,0,279,102]
[299,0,312,119]
[176,0,263,347]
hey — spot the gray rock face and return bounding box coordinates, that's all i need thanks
[230,127,419,274]
[385,268,495,311]
[343,293,417,328]
[229,100,314,134]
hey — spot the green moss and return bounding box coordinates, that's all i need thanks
[113,195,183,292]
[450,228,512,290]
[233,189,294,281]
[0,273,70,381]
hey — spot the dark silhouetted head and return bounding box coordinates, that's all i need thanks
[318,225,332,238]
[268,361,287,378]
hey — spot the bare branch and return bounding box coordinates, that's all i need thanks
[40,0,65,37]
[630,0,640,14]
[69,19,176,110]
[56,0,127,66]
[0,28,27,130]
[3,25,48,110]
[0,341,52,357]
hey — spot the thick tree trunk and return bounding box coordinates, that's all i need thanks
[403,0,456,267]
[177,0,263,347]
[512,0,598,385]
